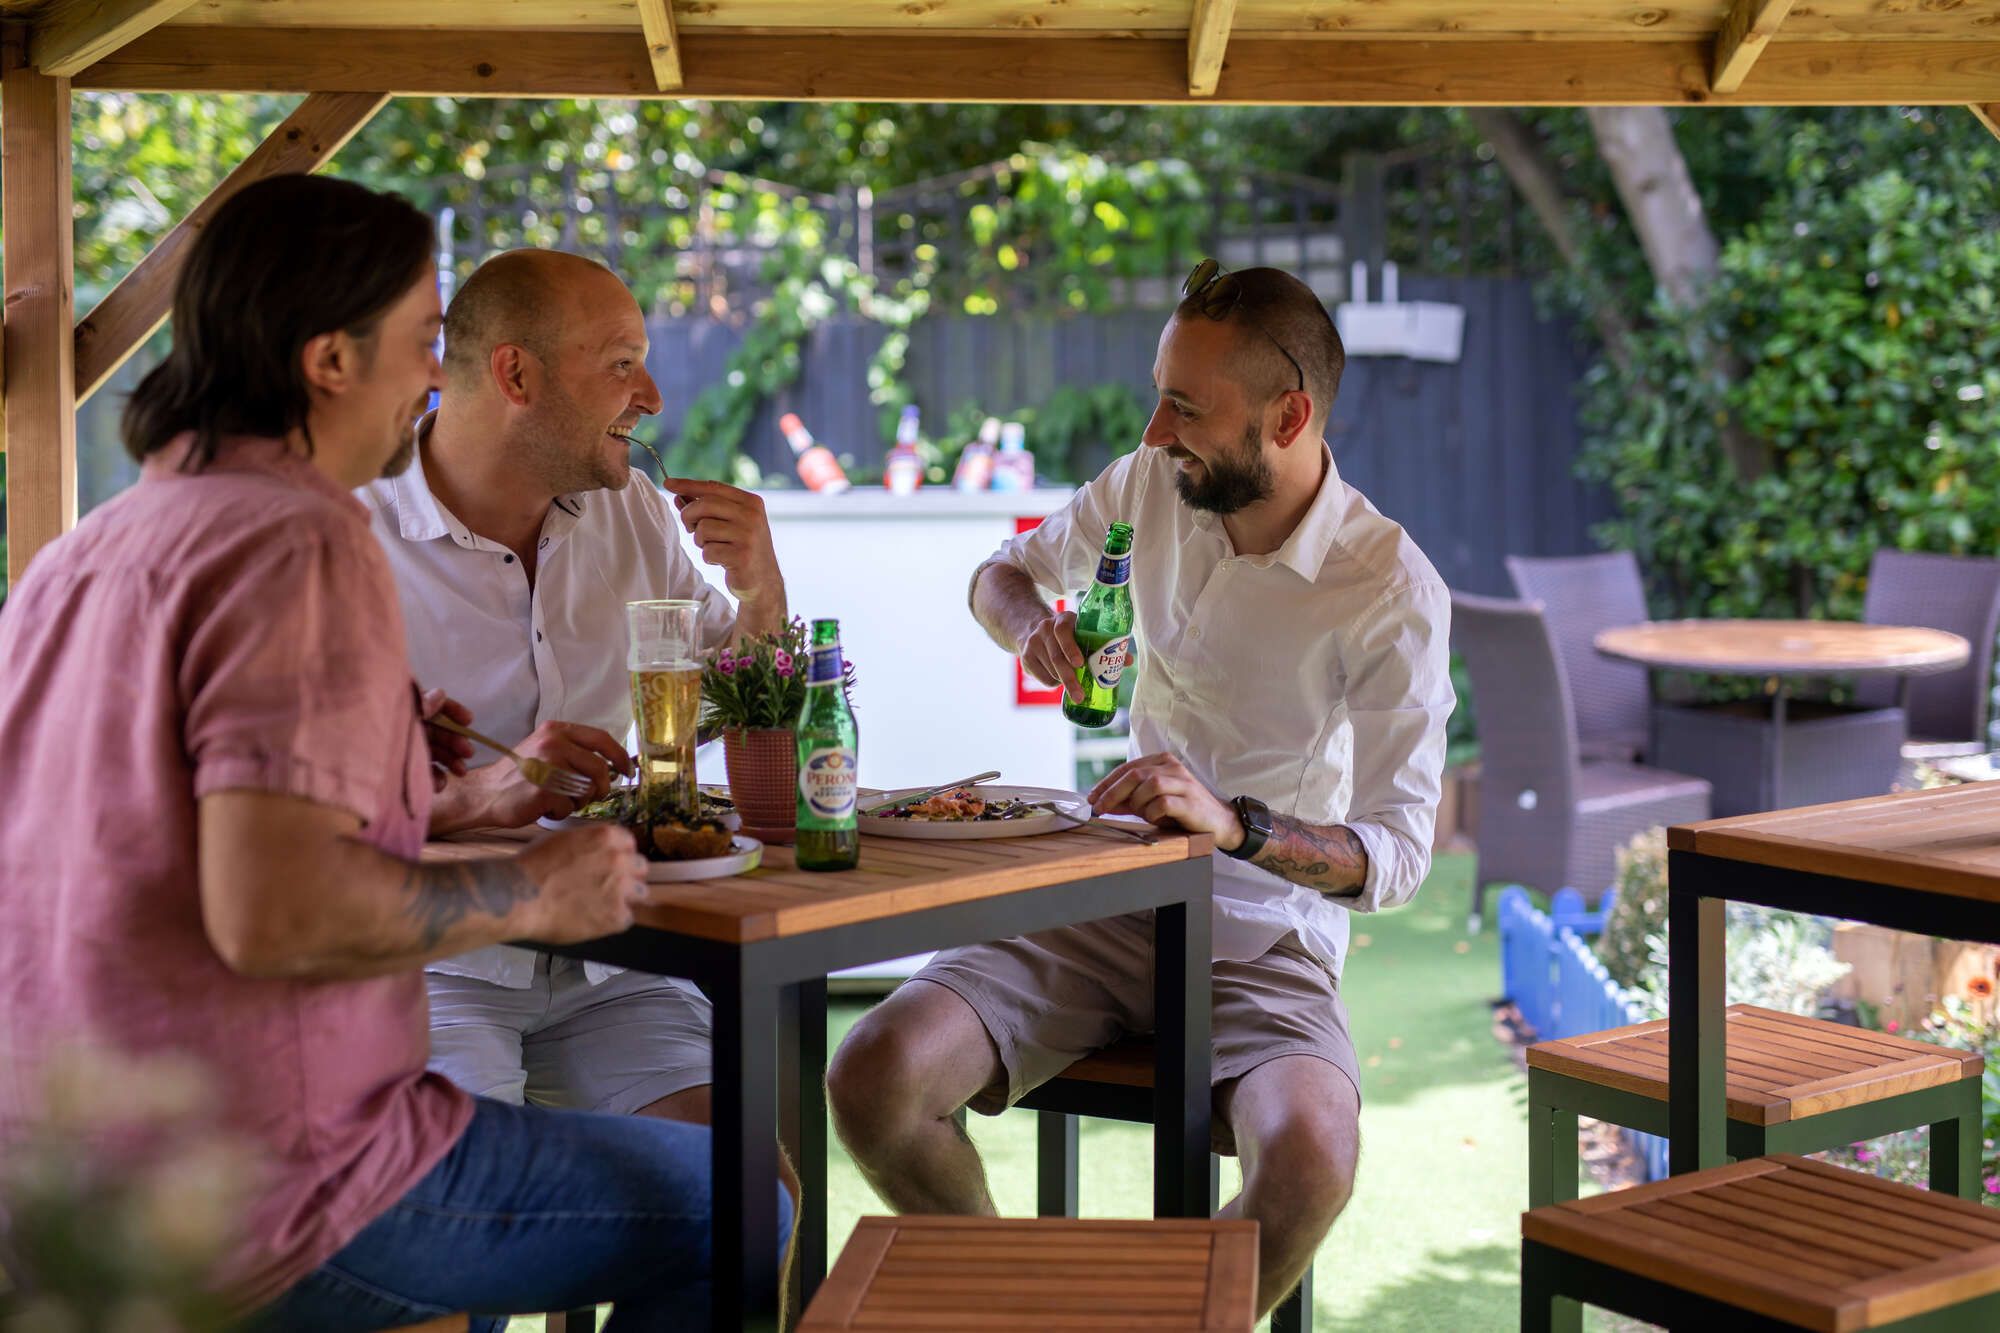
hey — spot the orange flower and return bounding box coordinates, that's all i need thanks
[1968,975,1995,999]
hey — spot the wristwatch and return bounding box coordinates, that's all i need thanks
[1223,794,1272,861]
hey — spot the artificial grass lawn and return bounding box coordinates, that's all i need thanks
[527,852,1643,1330]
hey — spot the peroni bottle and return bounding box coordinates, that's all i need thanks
[795,619,860,870]
[1063,522,1135,728]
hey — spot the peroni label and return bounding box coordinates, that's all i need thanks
[1086,635,1134,690]
[799,746,858,821]
[807,644,844,685]
[1093,553,1131,588]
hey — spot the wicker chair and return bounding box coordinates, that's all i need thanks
[1854,549,2000,755]
[1451,591,1710,930]
[1505,552,1652,763]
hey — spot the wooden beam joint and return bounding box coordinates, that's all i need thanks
[1711,0,1796,96]
[1187,0,1236,99]
[635,0,682,92]
[1971,104,2000,144]
[31,0,199,79]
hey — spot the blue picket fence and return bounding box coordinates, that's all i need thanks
[1497,885,1671,1182]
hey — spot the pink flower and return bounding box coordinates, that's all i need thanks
[1854,1147,1876,1163]
[774,651,793,676]
[717,654,736,676]
[1985,1176,1999,1195]
[1885,1020,1901,1033]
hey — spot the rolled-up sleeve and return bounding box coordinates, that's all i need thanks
[1338,578,1454,913]
[975,451,1142,604]
[181,527,414,825]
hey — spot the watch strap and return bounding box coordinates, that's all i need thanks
[1225,795,1270,860]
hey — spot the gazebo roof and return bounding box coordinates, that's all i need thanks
[10,0,2000,107]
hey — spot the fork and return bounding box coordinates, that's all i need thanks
[1010,801,1162,844]
[427,714,595,801]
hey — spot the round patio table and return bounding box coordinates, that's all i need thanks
[1593,620,1970,816]
[1593,619,1968,678]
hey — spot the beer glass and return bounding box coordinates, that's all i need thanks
[626,599,702,816]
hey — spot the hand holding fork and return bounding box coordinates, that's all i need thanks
[427,713,596,802]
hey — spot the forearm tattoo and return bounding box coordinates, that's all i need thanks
[1250,815,1370,897]
[400,859,539,950]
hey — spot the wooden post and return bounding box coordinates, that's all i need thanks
[3,26,77,590]
[73,90,389,405]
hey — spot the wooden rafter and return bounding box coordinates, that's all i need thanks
[1711,0,1795,96]
[1187,0,1236,99]
[1971,105,2000,143]
[3,27,77,587]
[633,0,681,92]
[30,0,199,78]
[72,91,388,406]
[74,29,2000,106]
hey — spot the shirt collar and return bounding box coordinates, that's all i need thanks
[142,432,366,517]
[1270,447,1346,580]
[389,411,591,544]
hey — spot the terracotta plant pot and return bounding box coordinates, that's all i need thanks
[723,726,797,844]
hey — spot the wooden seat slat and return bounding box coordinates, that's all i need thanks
[1606,1205,1866,1291]
[1752,1166,2000,1245]
[1636,1197,1898,1278]
[1717,1179,1963,1262]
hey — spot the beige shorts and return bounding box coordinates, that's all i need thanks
[910,911,1361,1155]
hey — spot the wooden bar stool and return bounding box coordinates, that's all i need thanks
[1529,1004,1983,1212]
[1521,1154,2000,1331]
[1016,1037,1314,1332]
[799,1214,1259,1331]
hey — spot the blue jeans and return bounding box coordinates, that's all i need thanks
[241,1097,792,1332]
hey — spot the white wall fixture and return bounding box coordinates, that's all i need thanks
[1334,261,1466,364]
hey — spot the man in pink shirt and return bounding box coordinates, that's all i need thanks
[0,175,783,1331]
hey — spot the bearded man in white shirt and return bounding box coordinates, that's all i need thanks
[826,263,1453,1319]
[361,249,790,1155]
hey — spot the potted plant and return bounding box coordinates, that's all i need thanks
[700,618,855,842]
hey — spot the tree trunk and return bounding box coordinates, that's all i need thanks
[1584,107,1771,484]
[1464,108,1634,369]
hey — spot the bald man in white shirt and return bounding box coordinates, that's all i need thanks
[826,263,1453,1319]
[361,250,789,1145]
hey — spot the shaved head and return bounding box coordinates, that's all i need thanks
[442,249,619,389]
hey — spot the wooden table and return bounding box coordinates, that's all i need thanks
[428,826,1215,1333]
[1596,620,1971,814]
[1666,781,2000,1179]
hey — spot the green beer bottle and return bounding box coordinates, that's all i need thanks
[1063,522,1136,729]
[795,618,860,871]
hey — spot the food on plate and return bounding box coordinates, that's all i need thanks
[649,815,736,861]
[874,787,1043,822]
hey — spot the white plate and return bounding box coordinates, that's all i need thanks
[858,784,1090,840]
[642,834,762,885]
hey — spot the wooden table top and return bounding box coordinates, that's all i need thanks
[1594,619,1969,676]
[426,825,1214,944]
[1667,780,2000,905]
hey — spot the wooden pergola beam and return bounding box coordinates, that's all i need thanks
[30,0,199,78]
[634,0,682,92]
[1187,0,1236,99]
[1711,0,1796,96]
[1971,104,2000,142]
[72,90,389,406]
[3,27,77,588]
[74,29,2000,106]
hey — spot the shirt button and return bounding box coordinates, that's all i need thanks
[536,631,544,642]
[539,538,549,549]
[1192,628,1203,640]
[503,554,515,564]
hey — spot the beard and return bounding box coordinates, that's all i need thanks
[378,395,428,479]
[1171,420,1276,514]
[520,377,634,496]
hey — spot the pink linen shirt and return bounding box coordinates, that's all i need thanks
[0,436,473,1311]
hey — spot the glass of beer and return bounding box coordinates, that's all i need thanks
[626,599,702,817]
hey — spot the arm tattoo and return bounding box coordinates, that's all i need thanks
[399,859,539,951]
[1250,815,1370,897]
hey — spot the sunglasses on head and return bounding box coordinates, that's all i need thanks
[1181,258,1306,396]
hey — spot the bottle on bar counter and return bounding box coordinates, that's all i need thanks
[779,412,851,494]
[1064,522,1135,729]
[989,420,1035,492]
[885,404,925,496]
[953,415,1000,492]
[795,618,860,871]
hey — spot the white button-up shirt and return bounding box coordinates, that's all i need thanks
[989,444,1453,979]
[360,443,736,988]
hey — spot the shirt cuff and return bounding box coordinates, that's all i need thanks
[1341,819,1426,914]
[194,750,383,826]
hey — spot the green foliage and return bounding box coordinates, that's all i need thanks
[1595,826,1851,1020]
[698,618,856,732]
[1571,110,2000,621]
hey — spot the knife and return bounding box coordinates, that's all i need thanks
[861,769,1003,816]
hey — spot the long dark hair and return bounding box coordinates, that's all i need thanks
[123,174,436,467]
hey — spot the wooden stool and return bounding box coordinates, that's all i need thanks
[1017,1037,1312,1332]
[1521,1154,2000,1331]
[1528,1004,1983,1212]
[799,1215,1259,1330]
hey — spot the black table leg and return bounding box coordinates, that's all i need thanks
[713,955,783,1333]
[794,978,828,1308]
[1153,879,1213,1219]
[1667,852,1727,1175]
